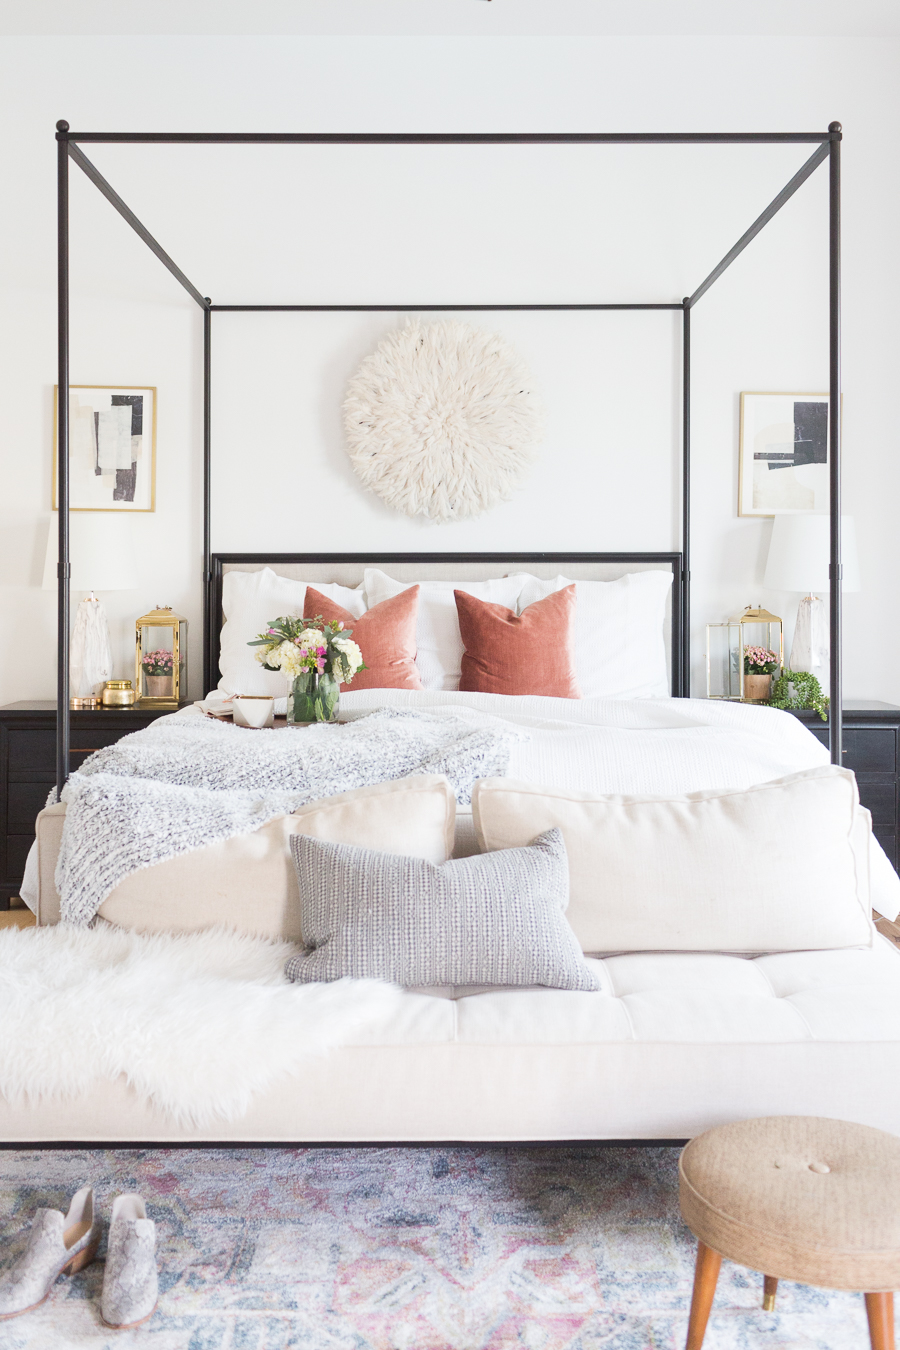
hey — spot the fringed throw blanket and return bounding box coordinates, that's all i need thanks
[56,708,524,926]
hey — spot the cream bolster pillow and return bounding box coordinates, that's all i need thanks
[472,767,875,953]
[97,775,456,943]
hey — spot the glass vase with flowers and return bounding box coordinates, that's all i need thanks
[247,616,365,724]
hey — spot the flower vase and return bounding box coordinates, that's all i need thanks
[743,673,772,702]
[286,672,340,724]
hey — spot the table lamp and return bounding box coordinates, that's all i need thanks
[43,513,139,704]
[763,514,860,685]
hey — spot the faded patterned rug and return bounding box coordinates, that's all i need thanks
[0,1147,871,1349]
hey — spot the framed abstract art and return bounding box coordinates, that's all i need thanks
[53,384,156,511]
[738,391,830,517]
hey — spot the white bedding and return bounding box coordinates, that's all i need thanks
[286,688,831,797]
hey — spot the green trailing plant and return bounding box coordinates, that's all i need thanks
[767,669,830,722]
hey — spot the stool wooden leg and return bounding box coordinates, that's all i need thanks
[686,1241,722,1350]
[865,1292,895,1350]
[762,1275,778,1312]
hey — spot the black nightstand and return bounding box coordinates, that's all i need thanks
[0,700,187,909]
[786,701,900,872]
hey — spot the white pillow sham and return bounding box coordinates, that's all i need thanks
[516,571,672,699]
[218,566,366,696]
[364,569,525,690]
[473,767,875,953]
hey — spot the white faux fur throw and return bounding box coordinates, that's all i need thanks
[0,922,407,1127]
[56,706,522,926]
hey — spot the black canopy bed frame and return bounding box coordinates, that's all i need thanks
[53,121,844,802]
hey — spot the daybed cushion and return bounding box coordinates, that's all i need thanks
[473,767,875,952]
[1,940,898,1143]
[36,776,455,938]
[286,827,598,990]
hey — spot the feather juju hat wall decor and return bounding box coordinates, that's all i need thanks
[342,320,543,523]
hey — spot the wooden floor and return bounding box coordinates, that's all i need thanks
[0,900,34,930]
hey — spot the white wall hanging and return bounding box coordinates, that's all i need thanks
[343,320,543,523]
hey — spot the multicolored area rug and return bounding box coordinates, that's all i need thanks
[0,1146,871,1349]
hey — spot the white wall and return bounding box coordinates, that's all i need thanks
[1,35,898,704]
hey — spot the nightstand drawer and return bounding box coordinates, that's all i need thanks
[8,781,53,834]
[809,726,897,776]
[8,729,56,778]
[857,782,897,827]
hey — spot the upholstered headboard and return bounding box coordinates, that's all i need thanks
[207,552,684,696]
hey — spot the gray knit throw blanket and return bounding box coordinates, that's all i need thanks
[56,708,524,926]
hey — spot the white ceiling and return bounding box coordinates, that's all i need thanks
[3,0,900,38]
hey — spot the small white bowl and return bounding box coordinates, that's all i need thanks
[232,695,275,729]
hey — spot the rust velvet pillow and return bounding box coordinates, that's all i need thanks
[455,585,581,698]
[305,585,423,691]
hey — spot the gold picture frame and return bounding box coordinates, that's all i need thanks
[53,384,157,512]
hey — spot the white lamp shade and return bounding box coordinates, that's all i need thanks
[763,514,861,594]
[43,513,138,592]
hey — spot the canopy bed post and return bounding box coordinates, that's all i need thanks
[202,299,213,696]
[829,121,843,765]
[682,296,691,697]
[55,119,70,801]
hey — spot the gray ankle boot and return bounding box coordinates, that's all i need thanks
[0,1186,100,1319]
[100,1194,158,1329]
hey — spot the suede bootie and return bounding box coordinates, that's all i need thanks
[0,1185,100,1319]
[100,1193,158,1329]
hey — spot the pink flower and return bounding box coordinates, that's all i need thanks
[316,646,326,657]
[338,622,345,630]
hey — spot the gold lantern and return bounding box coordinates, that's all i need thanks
[135,606,187,706]
[706,605,783,703]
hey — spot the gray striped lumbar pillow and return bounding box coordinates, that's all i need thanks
[285,827,599,991]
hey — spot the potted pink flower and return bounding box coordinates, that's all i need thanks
[142,648,175,699]
[743,646,779,703]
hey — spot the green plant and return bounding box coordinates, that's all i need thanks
[767,670,830,721]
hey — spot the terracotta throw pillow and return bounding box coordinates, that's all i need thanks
[455,585,581,698]
[305,585,423,691]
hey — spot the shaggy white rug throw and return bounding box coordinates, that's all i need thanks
[343,320,543,522]
[0,923,406,1127]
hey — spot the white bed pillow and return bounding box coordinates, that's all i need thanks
[218,567,366,696]
[473,767,875,953]
[364,569,525,690]
[516,571,672,699]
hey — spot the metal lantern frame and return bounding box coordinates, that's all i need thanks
[53,121,845,800]
[706,605,784,702]
[134,606,188,707]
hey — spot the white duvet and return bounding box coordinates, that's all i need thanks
[320,688,832,798]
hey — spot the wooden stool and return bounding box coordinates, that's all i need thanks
[679,1117,900,1350]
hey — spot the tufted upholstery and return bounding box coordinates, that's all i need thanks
[1,938,899,1144]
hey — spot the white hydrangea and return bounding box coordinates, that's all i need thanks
[297,628,325,649]
[278,644,308,679]
[255,642,285,669]
[333,637,363,678]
